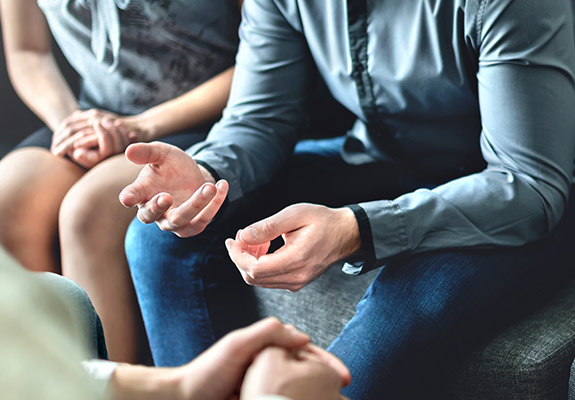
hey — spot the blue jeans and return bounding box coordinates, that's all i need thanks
[125,137,574,398]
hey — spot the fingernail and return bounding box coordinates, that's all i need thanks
[202,184,215,197]
[157,195,169,208]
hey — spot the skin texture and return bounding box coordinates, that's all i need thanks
[227,204,361,291]
[111,318,351,400]
[241,346,350,400]
[120,142,362,292]
[0,0,242,363]
[119,142,227,238]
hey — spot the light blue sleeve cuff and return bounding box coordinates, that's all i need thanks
[82,359,119,398]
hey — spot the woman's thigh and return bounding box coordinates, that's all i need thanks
[0,147,84,269]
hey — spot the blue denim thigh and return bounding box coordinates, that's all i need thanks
[330,193,575,400]
[125,219,259,367]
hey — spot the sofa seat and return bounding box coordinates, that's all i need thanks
[254,267,575,399]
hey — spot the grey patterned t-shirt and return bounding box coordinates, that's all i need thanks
[38,0,240,115]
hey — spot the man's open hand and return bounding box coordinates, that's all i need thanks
[119,142,228,237]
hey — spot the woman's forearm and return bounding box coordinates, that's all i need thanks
[133,66,235,141]
[6,51,79,130]
[2,0,79,131]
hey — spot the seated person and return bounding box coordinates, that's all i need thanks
[0,246,351,400]
[120,0,575,398]
[0,0,242,363]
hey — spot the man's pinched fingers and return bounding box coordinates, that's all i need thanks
[136,193,173,224]
[239,205,307,246]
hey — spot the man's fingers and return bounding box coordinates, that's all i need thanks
[239,206,304,246]
[227,239,308,289]
[226,238,260,277]
[119,182,144,208]
[118,160,162,207]
[136,193,173,224]
[234,229,270,258]
[184,180,229,230]
[155,180,228,237]
[125,141,174,166]
[167,183,217,226]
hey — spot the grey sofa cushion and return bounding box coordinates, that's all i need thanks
[451,279,575,400]
[253,267,575,400]
[254,265,377,348]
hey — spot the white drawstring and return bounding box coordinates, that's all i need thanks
[88,0,131,71]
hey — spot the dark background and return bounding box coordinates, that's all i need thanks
[0,26,78,157]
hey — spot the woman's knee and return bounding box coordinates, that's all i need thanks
[59,159,138,244]
[0,149,83,247]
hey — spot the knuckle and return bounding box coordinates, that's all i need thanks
[193,214,210,227]
[170,214,189,227]
[262,219,277,236]
[249,268,264,280]
[157,220,174,231]
[243,274,256,285]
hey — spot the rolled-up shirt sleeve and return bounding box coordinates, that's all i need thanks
[188,0,314,203]
[352,0,575,272]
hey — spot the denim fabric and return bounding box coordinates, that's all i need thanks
[126,137,574,398]
[330,224,574,399]
[125,221,260,366]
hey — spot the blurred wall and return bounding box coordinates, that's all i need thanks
[0,24,78,157]
[0,31,42,156]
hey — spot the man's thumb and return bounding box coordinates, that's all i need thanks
[239,216,285,245]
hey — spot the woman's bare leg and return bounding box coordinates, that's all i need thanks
[59,153,149,363]
[0,148,84,272]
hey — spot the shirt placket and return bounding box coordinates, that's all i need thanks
[346,0,403,160]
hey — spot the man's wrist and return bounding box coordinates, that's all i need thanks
[337,206,362,258]
[194,160,219,184]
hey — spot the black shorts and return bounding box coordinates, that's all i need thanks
[14,125,209,152]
